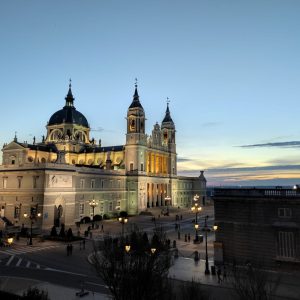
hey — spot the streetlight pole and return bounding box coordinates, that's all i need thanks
[204,215,210,275]
[24,211,41,246]
[164,195,171,215]
[89,199,98,229]
[191,202,202,242]
[119,217,128,237]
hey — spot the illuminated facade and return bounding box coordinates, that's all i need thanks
[0,82,206,229]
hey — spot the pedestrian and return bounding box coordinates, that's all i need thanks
[89,231,93,239]
[177,231,180,240]
[66,244,70,256]
[184,234,187,242]
[223,266,227,281]
[101,224,104,232]
[188,233,190,242]
[217,268,222,283]
[82,238,86,249]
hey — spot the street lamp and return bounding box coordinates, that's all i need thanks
[24,211,41,245]
[119,217,128,236]
[203,215,210,275]
[191,203,202,242]
[89,199,98,229]
[164,195,171,215]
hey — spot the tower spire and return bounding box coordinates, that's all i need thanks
[129,78,143,109]
[65,78,75,107]
[162,97,173,123]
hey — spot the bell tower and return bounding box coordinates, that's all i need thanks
[126,81,146,145]
[161,100,177,175]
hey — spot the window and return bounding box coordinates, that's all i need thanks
[17,176,22,188]
[109,202,113,212]
[33,176,39,188]
[277,231,295,259]
[79,203,84,215]
[278,208,292,218]
[14,206,20,219]
[100,202,104,212]
[80,179,85,189]
[141,163,144,171]
[91,179,95,189]
[116,200,121,210]
[11,159,15,165]
[3,177,7,189]
[130,163,134,171]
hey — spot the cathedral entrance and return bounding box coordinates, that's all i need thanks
[54,205,63,227]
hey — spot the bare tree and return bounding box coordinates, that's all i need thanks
[93,228,173,300]
[229,263,280,300]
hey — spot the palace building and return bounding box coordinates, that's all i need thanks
[0,82,206,229]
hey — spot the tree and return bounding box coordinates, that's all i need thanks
[93,227,173,300]
[229,263,281,300]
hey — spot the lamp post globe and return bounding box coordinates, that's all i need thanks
[89,199,98,229]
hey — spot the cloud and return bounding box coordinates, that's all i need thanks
[239,141,300,148]
[90,127,104,132]
[178,164,300,186]
[207,164,300,173]
[177,157,193,163]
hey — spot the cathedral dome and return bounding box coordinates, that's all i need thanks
[48,82,89,128]
[48,106,89,127]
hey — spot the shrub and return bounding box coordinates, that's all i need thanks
[23,287,49,300]
[119,211,128,218]
[50,226,57,237]
[93,214,102,222]
[59,224,65,238]
[103,214,110,220]
[81,216,91,224]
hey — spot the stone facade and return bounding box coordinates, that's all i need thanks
[0,82,206,230]
[213,188,300,270]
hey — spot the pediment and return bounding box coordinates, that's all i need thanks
[2,141,26,151]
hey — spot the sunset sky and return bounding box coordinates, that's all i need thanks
[0,0,300,186]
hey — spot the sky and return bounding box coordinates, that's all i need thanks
[0,0,300,186]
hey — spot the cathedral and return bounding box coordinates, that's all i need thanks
[0,82,206,229]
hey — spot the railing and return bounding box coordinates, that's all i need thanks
[213,188,300,198]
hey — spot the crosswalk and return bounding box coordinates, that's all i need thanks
[0,244,60,256]
[0,255,46,269]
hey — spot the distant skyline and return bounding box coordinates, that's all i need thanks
[1,0,300,186]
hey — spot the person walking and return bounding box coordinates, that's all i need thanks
[101,224,104,232]
[184,234,187,242]
[66,244,70,256]
[217,268,222,283]
[188,233,190,242]
[82,238,86,250]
